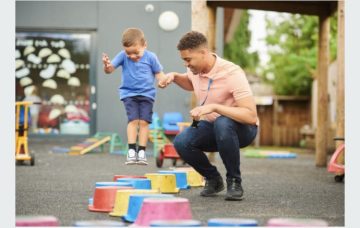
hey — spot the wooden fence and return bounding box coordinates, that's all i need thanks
[255,96,311,147]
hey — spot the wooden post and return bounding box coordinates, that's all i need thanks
[191,1,217,109]
[336,1,345,163]
[191,1,217,163]
[191,0,208,35]
[207,5,217,163]
[336,1,345,141]
[316,14,330,167]
[191,0,209,109]
[208,6,217,52]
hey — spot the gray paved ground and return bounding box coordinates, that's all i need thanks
[16,138,344,226]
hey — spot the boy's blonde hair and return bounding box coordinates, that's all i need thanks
[122,28,146,47]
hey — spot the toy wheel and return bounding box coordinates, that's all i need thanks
[334,174,344,182]
[156,150,164,168]
[172,159,177,166]
[16,160,24,165]
[30,154,35,166]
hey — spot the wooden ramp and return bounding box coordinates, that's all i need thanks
[68,136,111,155]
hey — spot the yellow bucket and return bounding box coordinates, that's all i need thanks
[109,189,158,217]
[145,173,180,193]
[171,167,205,187]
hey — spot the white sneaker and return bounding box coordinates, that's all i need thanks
[125,149,137,165]
[137,150,148,165]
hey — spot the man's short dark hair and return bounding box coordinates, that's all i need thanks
[177,31,208,50]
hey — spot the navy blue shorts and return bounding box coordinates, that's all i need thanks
[122,95,154,123]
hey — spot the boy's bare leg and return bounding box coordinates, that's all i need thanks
[137,120,149,165]
[127,120,139,144]
[138,120,149,146]
[126,120,139,165]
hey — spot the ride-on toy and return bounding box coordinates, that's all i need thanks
[327,137,345,182]
[15,101,38,166]
[154,122,191,168]
[149,113,190,168]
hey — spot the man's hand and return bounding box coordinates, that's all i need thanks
[190,104,217,120]
[156,72,169,88]
[157,72,176,88]
[162,72,176,87]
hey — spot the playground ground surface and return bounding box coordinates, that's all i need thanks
[15,137,344,226]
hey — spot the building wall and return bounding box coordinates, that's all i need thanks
[16,1,193,140]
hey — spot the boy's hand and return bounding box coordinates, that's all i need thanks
[158,72,175,88]
[156,72,170,88]
[102,53,111,66]
[102,53,114,73]
[158,75,168,88]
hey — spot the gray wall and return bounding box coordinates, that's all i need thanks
[16,1,192,140]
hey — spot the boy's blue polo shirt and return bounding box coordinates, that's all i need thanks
[111,50,163,100]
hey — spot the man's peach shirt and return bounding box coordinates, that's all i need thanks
[187,54,258,125]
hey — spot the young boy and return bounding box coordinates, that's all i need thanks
[102,28,166,165]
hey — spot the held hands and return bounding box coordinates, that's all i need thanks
[157,74,168,88]
[158,72,176,88]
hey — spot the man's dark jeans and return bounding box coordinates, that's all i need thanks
[173,116,258,181]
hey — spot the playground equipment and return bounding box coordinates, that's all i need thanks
[171,167,205,187]
[15,101,39,166]
[149,113,190,168]
[266,217,328,226]
[73,220,125,227]
[88,186,121,212]
[113,175,146,181]
[162,112,183,135]
[244,149,297,159]
[134,198,193,227]
[117,178,152,190]
[145,173,180,193]
[68,132,126,155]
[158,170,189,189]
[109,189,159,217]
[157,144,181,168]
[123,194,175,223]
[328,137,345,182]
[150,219,202,227]
[16,215,59,226]
[207,218,258,226]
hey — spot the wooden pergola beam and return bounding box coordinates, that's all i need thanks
[316,13,330,167]
[335,1,345,165]
[207,1,336,16]
[336,1,345,141]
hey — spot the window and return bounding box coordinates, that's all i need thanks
[15,31,92,135]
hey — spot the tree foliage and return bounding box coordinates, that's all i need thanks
[224,10,259,74]
[263,13,338,96]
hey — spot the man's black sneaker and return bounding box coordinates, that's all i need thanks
[200,176,225,197]
[225,178,244,201]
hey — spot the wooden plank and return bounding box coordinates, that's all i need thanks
[79,136,111,155]
[316,14,330,167]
